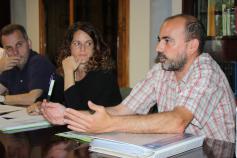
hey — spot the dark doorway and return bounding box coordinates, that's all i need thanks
[43,0,118,66]
[40,0,129,87]
[0,0,11,47]
[73,0,118,62]
[44,0,69,65]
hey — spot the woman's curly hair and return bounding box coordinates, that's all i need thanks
[57,22,115,75]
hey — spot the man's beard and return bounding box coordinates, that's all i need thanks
[155,52,187,71]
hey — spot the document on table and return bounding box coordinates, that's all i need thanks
[56,131,205,158]
[0,104,24,114]
[0,104,51,133]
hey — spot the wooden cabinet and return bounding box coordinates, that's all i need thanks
[182,0,237,62]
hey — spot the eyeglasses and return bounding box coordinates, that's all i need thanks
[71,40,94,50]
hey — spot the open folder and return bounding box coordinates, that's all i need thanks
[0,104,51,133]
[56,131,205,158]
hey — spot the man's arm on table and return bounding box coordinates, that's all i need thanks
[0,83,7,95]
[3,89,43,106]
[64,101,194,134]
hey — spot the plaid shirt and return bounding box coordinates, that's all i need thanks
[122,53,236,143]
[204,138,235,158]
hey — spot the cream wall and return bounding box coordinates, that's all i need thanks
[150,0,172,69]
[11,0,39,52]
[129,0,150,87]
[26,0,39,52]
[172,0,182,15]
[129,0,182,87]
[11,0,26,27]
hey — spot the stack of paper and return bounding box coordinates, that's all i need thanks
[56,131,205,158]
[0,104,24,113]
[0,104,51,133]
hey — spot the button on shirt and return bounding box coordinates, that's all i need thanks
[0,50,55,100]
[122,53,236,143]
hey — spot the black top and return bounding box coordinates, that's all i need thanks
[51,70,122,110]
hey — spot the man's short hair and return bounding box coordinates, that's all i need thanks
[0,24,28,44]
[164,14,206,54]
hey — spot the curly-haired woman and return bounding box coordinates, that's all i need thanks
[30,22,121,124]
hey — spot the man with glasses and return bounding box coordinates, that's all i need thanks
[0,24,55,106]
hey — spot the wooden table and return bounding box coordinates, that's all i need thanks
[0,127,235,158]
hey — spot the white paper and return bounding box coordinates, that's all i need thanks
[0,106,50,133]
[56,131,205,158]
[0,104,24,114]
[90,139,154,158]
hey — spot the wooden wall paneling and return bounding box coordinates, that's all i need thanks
[39,0,46,55]
[117,0,129,87]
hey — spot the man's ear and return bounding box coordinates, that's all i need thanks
[187,39,199,55]
[27,39,32,49]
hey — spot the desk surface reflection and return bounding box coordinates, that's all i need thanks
[0,127,235,158]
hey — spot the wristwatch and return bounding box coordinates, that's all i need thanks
[0,95,5,104]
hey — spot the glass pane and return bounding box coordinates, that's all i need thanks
[196,0,236,37]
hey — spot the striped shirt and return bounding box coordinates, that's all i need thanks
[122,53,236,143]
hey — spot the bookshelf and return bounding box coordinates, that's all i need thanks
[182,0,237,62]
[182,0,237,97]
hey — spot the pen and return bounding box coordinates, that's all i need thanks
[47,73,55,101]
[0,110,21,116]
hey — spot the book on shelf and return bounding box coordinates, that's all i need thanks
[220,1,236,36]
[215,0,223,36]
[0,104,51,133]
[215,11,223,36]
[222,4,227,36]
[56,131,205,158]
[235,6,237,35]
[197,0,208,35]
[205,0,236,36]
[207,0,216,36]
[226,8,232,35]
[229,7,236,35]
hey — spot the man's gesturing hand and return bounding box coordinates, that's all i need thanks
[64,101,113,133]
